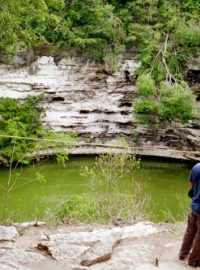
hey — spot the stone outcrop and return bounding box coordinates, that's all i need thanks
[0,55,200,160]
[0,226,19,241]
[81,239,114,266]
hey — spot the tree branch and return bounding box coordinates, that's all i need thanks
[161,33,177,83]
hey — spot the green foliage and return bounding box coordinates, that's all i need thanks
[82,152,149,223]
[118,0,199,125]
[53,152,150,224]
[158,83,196,123]
[0,0,199,70]
[0,96,76,165]
[54,195,98,224]
[137,74,157,96]
[134,98,159,115]
[0,95,76,222]
[0,96,43,164]
[175,22,200,47]
[83,152,140,186]
[134,75,196,124]
[0,0,125,62]
[0,0,65,54]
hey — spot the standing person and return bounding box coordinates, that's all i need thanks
[179,162,200,268]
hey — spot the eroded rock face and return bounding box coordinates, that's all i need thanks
[0,56,200,160]
[0,56,137,138]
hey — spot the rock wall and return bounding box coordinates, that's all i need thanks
[0,56,200,160]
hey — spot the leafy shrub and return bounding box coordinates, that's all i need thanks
[134,98,159,114]
[137,74,157,96]
[134,74,196,124]
[82,152,149,223]
[53,152,150,224]
[0,96,43,164]
[159,83,196,123]
[175,23,200,47]
[0,96,76,165]
[54,195,98,224]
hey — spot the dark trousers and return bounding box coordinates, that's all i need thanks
[179,210,200,266]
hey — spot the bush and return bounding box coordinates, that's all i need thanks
[54,195,98,224]
[0,96,76,165]
[84,152,149,223]
[137,74,157,96]
[175,23,200,47]
[134,98,159,114]
[159,83,196,123]
[52,152,150,224]
[54,186,149,224]
[0,96,43,164]
[134,75,196,124]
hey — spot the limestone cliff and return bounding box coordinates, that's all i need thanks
[0,56,200,160]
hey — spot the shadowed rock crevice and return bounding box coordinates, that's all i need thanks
[51,97,65,102]
[187,69,200,84]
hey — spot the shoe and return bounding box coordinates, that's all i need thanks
[179,254,188,260]
[188,261,200,268]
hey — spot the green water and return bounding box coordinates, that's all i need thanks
[0,157,192,222]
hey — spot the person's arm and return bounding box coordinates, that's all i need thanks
[188,170,194,198]
[188,168,194,188]
[189,181,193,188]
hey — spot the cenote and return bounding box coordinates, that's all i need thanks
[0,156,192,223]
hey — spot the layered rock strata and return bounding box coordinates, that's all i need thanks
[0,56,200,160]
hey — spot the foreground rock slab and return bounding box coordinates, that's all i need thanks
[38,222,158,266]
[0,226,18,241]
[0,222,192,270]
[81,239,115,266]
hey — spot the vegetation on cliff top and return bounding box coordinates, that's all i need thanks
[1,0,199,63]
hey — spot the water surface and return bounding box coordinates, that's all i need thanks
[0,157,192,222]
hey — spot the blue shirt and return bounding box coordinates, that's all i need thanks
[189,163,200,213]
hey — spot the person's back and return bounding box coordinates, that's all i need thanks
[179,162,200,267]
[189,163,200,214]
